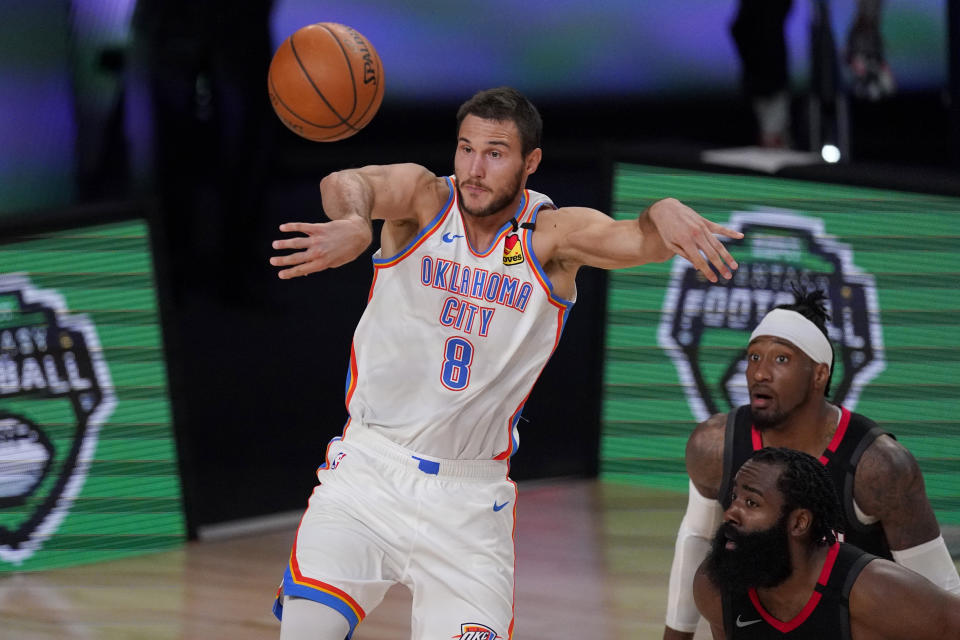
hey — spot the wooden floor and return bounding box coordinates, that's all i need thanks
[0,480,714,639]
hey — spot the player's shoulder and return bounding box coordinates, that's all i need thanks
[355,162,444,191]
[685,412,728,495]
[688,413,728,454]
[849,555,960,639]
[850,555,928,610]
[526,207,598,259]
[693,561,723,625]
[383,163,446,192]
[857,430,921,484]
[536,205,604,228]
[379,163,450,217]
[848,556,893,606]
[525,187,555,206]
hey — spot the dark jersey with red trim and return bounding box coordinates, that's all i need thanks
[718,406,892,559]
[722,543,876,639]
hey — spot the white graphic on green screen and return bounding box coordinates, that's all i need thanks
[657,210,885,421]
[0,275,115,565]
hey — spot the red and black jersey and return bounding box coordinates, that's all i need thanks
[722,543,876,639]
[718,405,892,559]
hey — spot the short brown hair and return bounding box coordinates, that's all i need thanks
[456,87,542,156]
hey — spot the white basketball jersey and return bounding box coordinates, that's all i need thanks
[344,176,575,460]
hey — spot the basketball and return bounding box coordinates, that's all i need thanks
[267,23,384,142]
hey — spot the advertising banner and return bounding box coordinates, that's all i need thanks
[0,218,185,570]
[602,164,959,525]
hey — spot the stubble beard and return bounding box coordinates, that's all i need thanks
[457,168,524,219]
[753,378,815,432]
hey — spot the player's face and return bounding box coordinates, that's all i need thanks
[745,336,817,430]
[705,461,793,591]
[454,115,540,219]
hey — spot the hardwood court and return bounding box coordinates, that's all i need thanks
[1,480,724,638]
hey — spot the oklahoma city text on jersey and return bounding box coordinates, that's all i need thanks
[344,179,573,460]
[420,255,535,337]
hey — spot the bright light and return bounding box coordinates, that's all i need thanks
[821,145,841,163]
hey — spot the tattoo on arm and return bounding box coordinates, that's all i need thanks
[855,438,941,549]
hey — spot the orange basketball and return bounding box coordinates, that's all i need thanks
[267,23,385,142]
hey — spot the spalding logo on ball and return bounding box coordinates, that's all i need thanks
[268,23,385,142]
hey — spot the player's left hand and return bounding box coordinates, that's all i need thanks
[647,198,743,283]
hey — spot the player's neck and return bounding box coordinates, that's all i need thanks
[756,543,831,622]
[461,199,523,249]
[761,402,840,456]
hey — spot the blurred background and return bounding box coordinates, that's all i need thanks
[0,0,957,576]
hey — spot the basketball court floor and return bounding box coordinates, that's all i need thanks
[4,479,958,639]
[1,480,710,639]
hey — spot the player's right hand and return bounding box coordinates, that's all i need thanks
[270,218,373,278]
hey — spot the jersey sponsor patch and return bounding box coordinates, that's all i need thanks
[658,210,885,420]
[502,234,524,266]
[454,623,501,640]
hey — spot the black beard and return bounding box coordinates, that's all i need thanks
[705,518,793,593]
[456,169,523,218]
[752,378,814,432]
[753,408,787,431]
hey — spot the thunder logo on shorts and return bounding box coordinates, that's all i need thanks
[454,623,501,640]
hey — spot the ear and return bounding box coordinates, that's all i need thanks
[812,362,830,391]
[524,147,542,176]
[788,507,813,539]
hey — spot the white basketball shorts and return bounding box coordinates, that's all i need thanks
[273,426,518,640]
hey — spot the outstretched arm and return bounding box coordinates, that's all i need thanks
[270,163,443,279]
[855,436,960,593]
[541,198,742,283]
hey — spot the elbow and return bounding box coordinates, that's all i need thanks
[321,168,368,194]
[319,173,336,205]
[652,197,681,210]
[320,170,349,197]
[320,169,371,218]
[318,173,343,219]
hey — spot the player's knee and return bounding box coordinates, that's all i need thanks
[279,596,351,640]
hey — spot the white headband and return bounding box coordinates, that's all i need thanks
[750,308,833,368]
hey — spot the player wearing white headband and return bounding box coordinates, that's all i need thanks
[663,288,959,640]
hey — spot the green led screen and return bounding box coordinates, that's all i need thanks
[0,218,185,571]
[601,164,960,526]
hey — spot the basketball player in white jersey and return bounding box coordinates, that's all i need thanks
[268,87,743,640]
